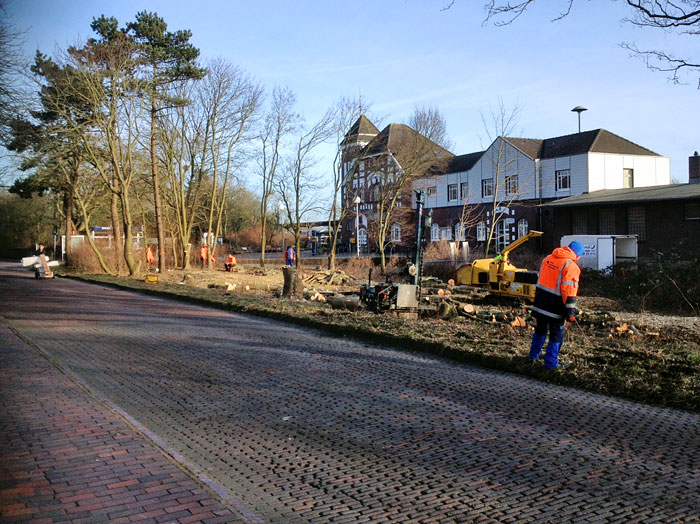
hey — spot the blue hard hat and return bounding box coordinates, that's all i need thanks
[568,240,585,257]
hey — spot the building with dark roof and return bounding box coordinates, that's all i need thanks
[340,115,671,256]
[413,128,669,253]
[340,116,453,253]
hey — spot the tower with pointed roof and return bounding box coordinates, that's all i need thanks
[341,115,379,180]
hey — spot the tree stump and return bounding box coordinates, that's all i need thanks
[282,266,303,298]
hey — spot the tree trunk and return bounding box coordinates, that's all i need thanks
[120,192,138,276]
[259,214,267,267]
[64,192,73,264]
[151,97,166,274]
[110,177,123,274]
[282,266,302,298]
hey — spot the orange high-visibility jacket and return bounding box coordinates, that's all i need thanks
[227,254,236,265]
[145,247,155,263]
[532,246,581,321]
[200,246,208,260]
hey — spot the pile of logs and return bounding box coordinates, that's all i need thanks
[207,282,275,292]
[436,299,529,327]
[304,270,356,286]
[432,296,652,338]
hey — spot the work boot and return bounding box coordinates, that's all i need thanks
[529,334,547,361]
[544,342,561,369]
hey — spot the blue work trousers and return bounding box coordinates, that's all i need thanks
[530,314,565,369]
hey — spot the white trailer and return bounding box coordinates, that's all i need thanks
[560,234,638,271]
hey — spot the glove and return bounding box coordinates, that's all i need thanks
[565,306,578,322]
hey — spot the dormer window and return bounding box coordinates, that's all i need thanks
[623,168,634,188]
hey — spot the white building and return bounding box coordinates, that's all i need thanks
[413,129,670,251]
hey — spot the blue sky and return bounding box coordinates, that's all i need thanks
[7,0,699,187]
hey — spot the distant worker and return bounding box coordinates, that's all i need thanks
[200,244,208,268]
[35,244,45,257]
[225,253,237,272]
[145,245,155,265]
[529,240,585,370]
[285,245,296,268]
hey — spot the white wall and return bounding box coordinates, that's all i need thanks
[466,138,537,203]
[412,139,671,213]
[539,154,589,199]
[588,153,670,191]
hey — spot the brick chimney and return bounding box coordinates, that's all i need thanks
[690,151,700,184]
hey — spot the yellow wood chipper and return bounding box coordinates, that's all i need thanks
[454,231,543,301]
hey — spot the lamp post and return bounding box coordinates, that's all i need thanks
[278,202,285,255]
[353,195,361,258]
[571,106,587,133]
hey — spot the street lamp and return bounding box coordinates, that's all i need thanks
[353,195,361,258]
[278,202,285,255]
[571,106,587,133]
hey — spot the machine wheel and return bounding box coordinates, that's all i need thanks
[35,271,40,279]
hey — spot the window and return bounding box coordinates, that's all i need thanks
[454,223,466,241]
[627,206,646,241]
[441,227,453,241]
[517,219,528,238]
[460,182,468,200]
[427,186,437,196]
[391,224,401,242]
[599,208,616,235]
[358,228,367,247]
[481,179,493,198]
[556,169,571,191]
[447,184,458,202]
[495,221,508,252]
[476,222,486,241]
[572,209,587,234]
[431,224,440,242]
[623,168,634,188]
[505,175,518,195]
[685,202,700,220]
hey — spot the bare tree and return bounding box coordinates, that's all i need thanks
[278,106,337,273]
[408,104,454,151]
[0,1,26,148]
[159,82,204,269]
[363,125,452,273]
[479,98,532,255]
[484,0,700,87]
[198,59,262,269]
[257,87,299,267]
[327,95,374,271]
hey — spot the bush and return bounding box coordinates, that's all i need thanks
[69,243,113,274]
[581,251,700,315]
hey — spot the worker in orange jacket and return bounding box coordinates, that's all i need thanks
[225,253,237,272]
[200,244,208,268]
[529,240,585,369]
[145,245,155,265]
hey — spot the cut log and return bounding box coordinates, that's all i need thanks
[438,302,458,320]
[511,316,527,328]
[327,294,360,310]
[458,303,476,315]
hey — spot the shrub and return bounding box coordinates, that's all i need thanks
[581,250,700,315]
[69,243,113,274]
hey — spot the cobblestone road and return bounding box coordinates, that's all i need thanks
[1,263,699,523]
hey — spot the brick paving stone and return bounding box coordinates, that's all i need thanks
[0,283,251,522]
[1,262,700,523]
